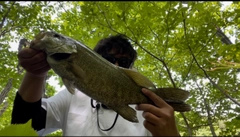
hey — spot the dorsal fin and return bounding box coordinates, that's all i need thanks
[119,67,156,89]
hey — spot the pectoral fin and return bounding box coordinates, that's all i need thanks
[68,61,86,82]
[120,68,156,89]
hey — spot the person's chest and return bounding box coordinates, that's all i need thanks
[63,91,150,136]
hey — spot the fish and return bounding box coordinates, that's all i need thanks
[30,31,191,123]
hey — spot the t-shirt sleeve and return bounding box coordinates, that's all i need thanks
[37,89,72,136]
[11,92,46,131]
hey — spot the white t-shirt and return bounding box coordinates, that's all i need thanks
[37,88,152,136]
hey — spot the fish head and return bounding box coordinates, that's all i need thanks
[30,31,81,85]
[30,31,78,64]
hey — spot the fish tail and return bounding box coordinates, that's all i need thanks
[152,88,190,102]
[166,101,191,112]
[152,88,191,112]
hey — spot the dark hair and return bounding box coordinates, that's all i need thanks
[93,35,137,63]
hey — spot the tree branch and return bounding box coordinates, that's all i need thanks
[182,11,240,107]
[175,3,193,136]
[195,81,217,136]
[96,2,178,88]
[126,14,177,88]
[148,26,161,46]
[0,78,12,105]
[0,101,8,117]
[215,26,233,45]
[96,3,118,34]
[0,21,18,38]
[192,123,211,130]
[204,98,217,136]
[97,5,193,135]
[0,1,16,30]
[180,112,192,136]
[162,2,172,57]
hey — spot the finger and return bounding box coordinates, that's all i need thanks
[136,104,163,117]
[142,111,160,126]
[142,88,169,108]
[25,59,50,73]
[19,52,47,66]
[18,48,41,58]
[143,120,156,133]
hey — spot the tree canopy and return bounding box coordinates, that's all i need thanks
[0,1,239,136]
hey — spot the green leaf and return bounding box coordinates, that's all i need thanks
[0,119,38,136]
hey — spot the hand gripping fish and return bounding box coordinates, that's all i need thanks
[30,31,191,123]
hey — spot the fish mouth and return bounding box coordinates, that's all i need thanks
[50,53,72,61]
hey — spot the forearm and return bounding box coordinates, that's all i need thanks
[18,72,46,102]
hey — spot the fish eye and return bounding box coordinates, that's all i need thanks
[53,34,62,39]
[50,53,71,61]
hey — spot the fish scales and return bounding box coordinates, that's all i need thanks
[30,31,191,123]
[71,46,147,106]
[46,38,150,106]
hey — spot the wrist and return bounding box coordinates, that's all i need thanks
[25,72,48,79]
[19,72,47,102]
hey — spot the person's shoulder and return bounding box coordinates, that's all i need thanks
[73,89,90,99]
[52,88,90,102]
[52,88,71,96]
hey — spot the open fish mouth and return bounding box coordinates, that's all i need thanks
[30,31,78,61]
[50,53,72,61]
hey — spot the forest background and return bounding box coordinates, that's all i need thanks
[0,1,239,136]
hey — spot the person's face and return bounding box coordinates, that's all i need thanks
[102,48,133,68]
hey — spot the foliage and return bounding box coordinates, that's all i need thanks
[0,1,239,136]
[0,1,59,134]
[0,119,38,136]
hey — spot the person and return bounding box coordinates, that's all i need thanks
[11,34,180,136]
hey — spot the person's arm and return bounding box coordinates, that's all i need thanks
[17,48,50,102]
[11,48,50,131]
[18,72,46,102]
[11,91,46,131]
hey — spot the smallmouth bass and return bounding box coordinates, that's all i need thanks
[30,31,191,123]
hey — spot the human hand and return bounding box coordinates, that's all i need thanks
[135,88,180,136]
[18,48,51,77]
